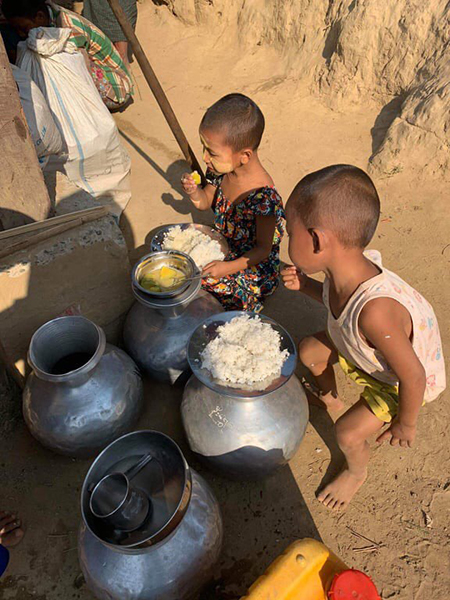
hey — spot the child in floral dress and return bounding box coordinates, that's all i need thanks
[181,93,285,312]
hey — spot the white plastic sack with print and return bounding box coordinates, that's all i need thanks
[17,28,131,216]
[12,64,64,169]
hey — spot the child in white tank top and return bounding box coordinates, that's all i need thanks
[282,165,446,510]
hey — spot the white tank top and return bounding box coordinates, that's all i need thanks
[324,250,446,402]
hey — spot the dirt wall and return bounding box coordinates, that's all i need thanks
[151,0,449,180]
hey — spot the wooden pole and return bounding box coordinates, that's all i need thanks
[106,0,204,180]
[0,208,109,259]
[0,206,108,242]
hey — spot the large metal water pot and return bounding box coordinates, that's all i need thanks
[123,251,223,384]
[181,312,309,479]
[79,430,223,600]
[23,316,143,458]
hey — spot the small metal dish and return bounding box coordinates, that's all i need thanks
[132,251,197,299]
[90,471,150,532]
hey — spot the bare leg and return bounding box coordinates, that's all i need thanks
[114,41,129,67]
[299,332,343,411]
[0,511,24,547]
[317,399,384,510]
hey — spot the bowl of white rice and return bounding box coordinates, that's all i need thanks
[151,224,228,269]
[188,312,297,398]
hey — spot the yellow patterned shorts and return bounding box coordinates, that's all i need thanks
[338,355,399,423]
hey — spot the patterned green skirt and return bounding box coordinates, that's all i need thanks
[83,0,138,42]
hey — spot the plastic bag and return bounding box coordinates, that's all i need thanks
[11,64,64,169]
[17,28,131,216]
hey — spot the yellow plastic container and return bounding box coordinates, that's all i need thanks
[241,539,348,600]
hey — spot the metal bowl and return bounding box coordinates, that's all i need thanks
[151,223,229,260]
[132,251,198,299]
[81,431,192,549]
[187,311,298,398]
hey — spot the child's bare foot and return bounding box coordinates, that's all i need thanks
[317,468,367,510]
[302,379,344,412]
[0,512,24,547]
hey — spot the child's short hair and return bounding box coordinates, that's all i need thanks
[289,165,380,249]
[200,93,265,152]
[2,0,47,19]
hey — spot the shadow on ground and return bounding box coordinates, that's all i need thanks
[0,197,337,599]
[138,375,322,600]
[119,132,210,225]
[370,96,404,155]
[118,137,212,263]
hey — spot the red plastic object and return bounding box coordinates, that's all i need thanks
[328,570,381,600]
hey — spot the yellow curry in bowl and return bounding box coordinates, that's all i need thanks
[139,266,187,293]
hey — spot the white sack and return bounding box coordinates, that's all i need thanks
[11,64,64,169]
[17,28,131,216]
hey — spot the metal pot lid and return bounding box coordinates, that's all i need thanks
[187,311,297,399]
[81,431,192,550]
[151,223,229,260]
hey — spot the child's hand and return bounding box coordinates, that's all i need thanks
[281,265,306,291]
[376,417,416,448]
[181,173,198,196]
[202,261,230,279]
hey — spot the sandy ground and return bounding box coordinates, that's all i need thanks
[1,3,449,599]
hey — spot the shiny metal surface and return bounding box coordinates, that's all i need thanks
[132,250,197,298]
[188,311,297,398]
[124,454,154,480]
[79,472,222,600]
[23,317,143,458]
[131,277,203,316]
[123,288,223,384]
[79,432,223,600]
[81,431,192,549]
[151,223,229,259]
[181,374,309,479]
[90,472,150,532]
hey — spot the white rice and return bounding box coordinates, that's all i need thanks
[162,226,225,268]
[201,315,289,386]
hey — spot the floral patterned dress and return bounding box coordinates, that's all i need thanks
[202,171,285,313]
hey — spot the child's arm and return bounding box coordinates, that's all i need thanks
[202,215,276,278]
[281,266,324,304]
[181,173,216,211]
[359,298,426,447]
